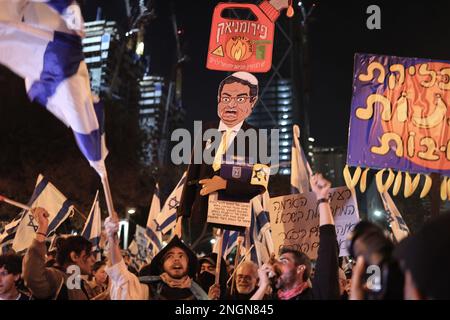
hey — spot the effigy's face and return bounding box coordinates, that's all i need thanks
[218,82,255,127]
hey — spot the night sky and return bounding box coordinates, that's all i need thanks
[82,0,450,147]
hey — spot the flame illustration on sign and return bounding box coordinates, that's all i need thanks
[226,37,252,62]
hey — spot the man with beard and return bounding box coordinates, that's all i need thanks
[104,217,208,300]
[226,261,262,300]
[251,174,340,300]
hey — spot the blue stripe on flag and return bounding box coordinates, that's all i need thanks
[0,232,16,244]
[158,214,176,232]
[74,129,103,161]
[47,199,73,233]
[73,100,105,162]
[146,227,162,250]
[28,178,50,206]
[46,0,74,14]
[256,211,269,234]
[221,230,230,254]
[28,32,84,107]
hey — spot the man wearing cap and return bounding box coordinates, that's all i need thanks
[104,218,208,300]
[196,253,228,300]
[177,71,270,241]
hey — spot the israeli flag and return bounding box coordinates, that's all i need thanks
[12,174,74,253]
[81,190,102,260]
[0,211,25,254]
[146,183,162,254]
[156,172,187,235]
[221,230,242,259]
[0,1,107,175]
[291,125,311,194]
[249,192,274,265]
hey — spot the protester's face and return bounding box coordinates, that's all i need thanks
[94,265,108,285]
[218,82,256,127]
[200,262,215,275]
[275,253,304,290]
[163,247,189,279]
[236,265,258,294]
[72,250,95,275]
[0,267,19,296]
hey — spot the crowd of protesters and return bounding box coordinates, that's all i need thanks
[1,174,450,300]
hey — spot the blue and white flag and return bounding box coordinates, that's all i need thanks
[214,229,243,260]
[146,183,162,254]
[11,174,74,253]
[214,192,274,266]
[0,1,107,176]
[156,172,187,235]
[291,125,311,194]
[0,211,26,254]
[81,190,102,260]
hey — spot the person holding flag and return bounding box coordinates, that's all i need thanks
[23,207,96,300]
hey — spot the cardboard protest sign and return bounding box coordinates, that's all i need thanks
[207,192,252,229]
[207,2,275,73]
[346,53,450,197]
[269,187,360,259]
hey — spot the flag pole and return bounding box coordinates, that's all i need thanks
[0,195,31,211]
[230,235,244,295]
[215,229,224,285]
[226,244,255,285]
[100,174,117,220]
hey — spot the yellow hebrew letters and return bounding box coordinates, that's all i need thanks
[371,132,403,157]
[356,94,392,121]
[358,61,386,84]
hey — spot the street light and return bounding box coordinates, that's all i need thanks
[127,208,136,215]
[373,210,383,218]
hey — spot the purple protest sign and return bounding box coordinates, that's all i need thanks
[347,53,450,175]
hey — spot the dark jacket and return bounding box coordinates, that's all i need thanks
[178,121,267,240]
[23,240,90,300]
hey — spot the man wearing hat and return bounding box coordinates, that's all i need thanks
[177,71,270,241]
[104,217,208,300]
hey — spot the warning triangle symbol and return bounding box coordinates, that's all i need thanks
[211,45,224,57]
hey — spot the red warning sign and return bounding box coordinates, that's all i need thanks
[207,2,276,73]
